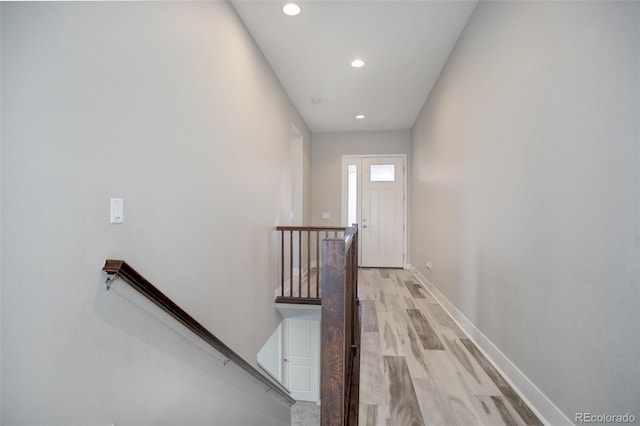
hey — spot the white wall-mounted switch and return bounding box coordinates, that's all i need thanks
[110,198,124,224]
[321,212,330,219]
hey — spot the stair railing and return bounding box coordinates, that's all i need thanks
[275,226,347,304]
[102,259,295,405]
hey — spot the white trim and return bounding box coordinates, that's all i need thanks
[275,304,321,321]
[340,156,356,227]
[407,264,573,426]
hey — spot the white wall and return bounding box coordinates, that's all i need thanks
[0,5,3,418]
[257,323,282,383]
[303,130,312,226]
[1,2,310,424]
[411,0,639,420]
[311,130,410,226]
[291,125,304,226]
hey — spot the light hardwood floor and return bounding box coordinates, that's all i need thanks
[284,267,321,298]
[357,268,542,426]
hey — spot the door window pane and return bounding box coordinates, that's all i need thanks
[347,164,357,226]
[370,164,395,182]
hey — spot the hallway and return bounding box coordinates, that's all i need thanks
[1,2,637,423]
[358,268,542,426]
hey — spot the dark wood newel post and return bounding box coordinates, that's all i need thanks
[321,239,346,425]
[320,225,360,426]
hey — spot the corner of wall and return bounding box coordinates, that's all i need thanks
[0,4,4,418]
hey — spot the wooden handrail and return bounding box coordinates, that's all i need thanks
[276,226,347,231]
[102,259,295,405]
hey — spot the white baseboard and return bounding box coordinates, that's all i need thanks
[407,264,572,426]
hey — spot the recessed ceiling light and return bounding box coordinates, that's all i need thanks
[356,114,365,119]
[312,98,322,104]
[283,3,301,16]
[351,59,365,68]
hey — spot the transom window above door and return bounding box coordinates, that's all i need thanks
[369,164,395,182]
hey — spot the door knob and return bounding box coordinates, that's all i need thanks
[283,358,290,363]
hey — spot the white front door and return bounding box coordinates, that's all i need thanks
[282,319,320,402]
[361,157,405,267]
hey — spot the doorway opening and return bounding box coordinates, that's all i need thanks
[290,124,303,226]
[342,155,407,268]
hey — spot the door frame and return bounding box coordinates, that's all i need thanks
[341,154,408,268]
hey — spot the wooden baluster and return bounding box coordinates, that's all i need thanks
[289,230,293,298]
[298,230,302,299]
[281,230,284,297]
[316,231,320,298]
[307,230,311,299]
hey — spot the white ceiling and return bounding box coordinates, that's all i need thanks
[232,0,477,133]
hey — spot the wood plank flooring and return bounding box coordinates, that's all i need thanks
[357,268,542,426]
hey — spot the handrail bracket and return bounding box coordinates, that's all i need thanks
[104,272,121,290]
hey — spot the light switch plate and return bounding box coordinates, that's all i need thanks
[321,212,330,219]
[110,198,124,224]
